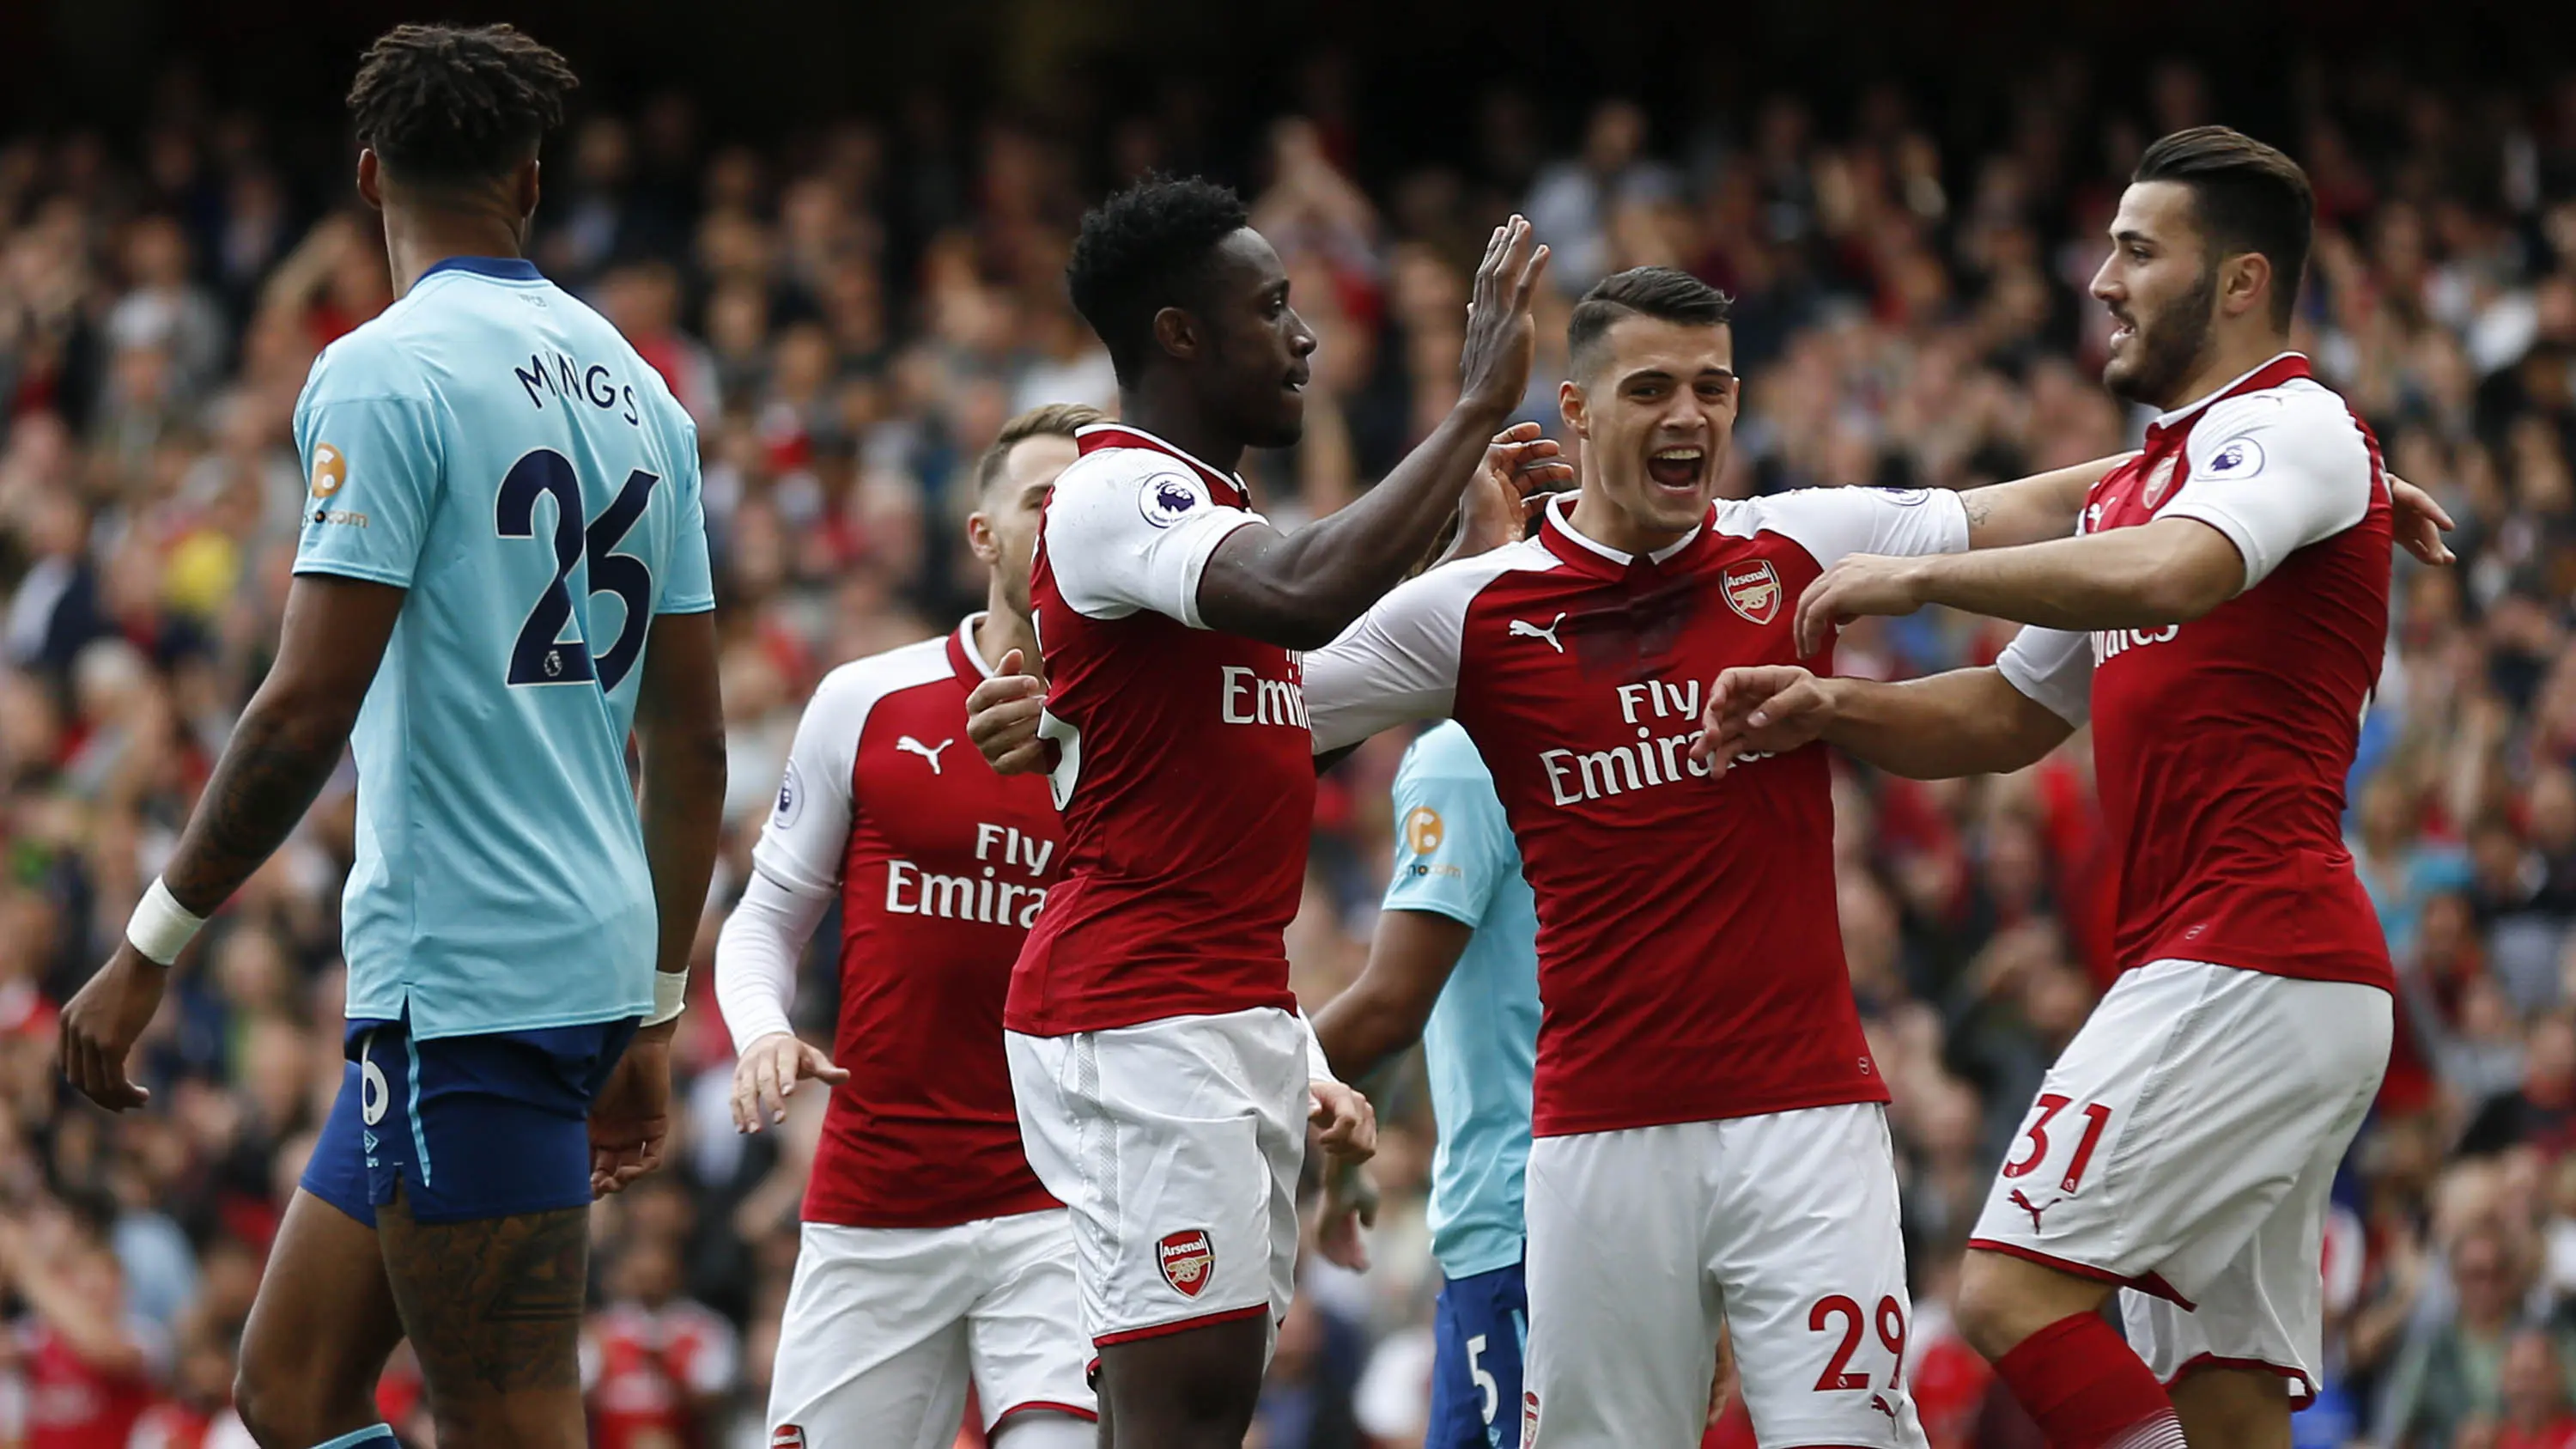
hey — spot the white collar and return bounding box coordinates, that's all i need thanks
[2151,350,2306,430]
[1545,490,1704,565]
[956,613,998,679]
[1072,422,1249,491]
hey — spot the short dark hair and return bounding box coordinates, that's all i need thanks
[2132,125,2314,331]
[1066,175,1250,387]
[347,24,579,186]
[1568,266,1733,380]
[975,401,1105,496]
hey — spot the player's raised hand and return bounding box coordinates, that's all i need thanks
[1692,665,1838,770]
[589,1023,674,1197]
[1308,1079,1378,1163]
[2386,472,2456,566]
[1451,421,1572,558]
[966,649,1051,776]
[58,943,167,1111]
[1456,216,1551,420]
[1791,554,1930,657]
[732,1030,850,1133]
[1315,1159,1381,1272]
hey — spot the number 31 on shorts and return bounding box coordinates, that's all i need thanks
[2002,1093,2115,1194]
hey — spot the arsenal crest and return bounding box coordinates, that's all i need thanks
[771,1427,806,1449]
[2141,453,2180,508]
[1722,559,1782,625]
[1157,1229,1215,1298]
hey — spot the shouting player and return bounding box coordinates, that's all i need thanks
[964,180,1552,1447]
[712,404,1102,1449]
[1704,127,2420,1449]
[1312,718,1541,1449]
[58,26,727,1449]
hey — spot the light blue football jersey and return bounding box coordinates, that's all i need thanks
[290,256,715,1040]
[1382,721,1541,1280]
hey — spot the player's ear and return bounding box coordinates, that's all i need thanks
[965,510,1000,566]
[1151,306,1200,366]
[513,156,542,223]
[2219,250,2269,321]
[355,149,385,212]
[1558,378,1589,442]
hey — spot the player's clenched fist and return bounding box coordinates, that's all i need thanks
[965,648,1049,776]
[732,1030,851,1133]
[1308,1078,1377,1163]
[58,943,167,1111]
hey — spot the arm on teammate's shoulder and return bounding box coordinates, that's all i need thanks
[633,608,728,983]
[1957,453,2134,548]
[1699,661,2075,781]
[160,575,407,914]
[1313,909,1478,1081]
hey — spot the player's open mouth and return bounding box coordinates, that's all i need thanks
[1284,366,1310,394]
[1645,445,1705,492]
[2107,313,2135,349]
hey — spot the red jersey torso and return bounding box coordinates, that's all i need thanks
[1309,487,1973,1135]
[2075,355,2394,991]
[752,620,1064,1227]
[1011,424,1311,1036]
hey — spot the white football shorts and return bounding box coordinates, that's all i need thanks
[1966,959,2391,1403]
[1005,1006,1307,1349]
[767,1209,1095,1449]
[1522,1103,1928,1449]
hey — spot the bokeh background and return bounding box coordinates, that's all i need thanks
[4,2,2576,1446]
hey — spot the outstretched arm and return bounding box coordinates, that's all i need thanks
[60,575,404,1110]
[1955,454,2132,549]
[1697,663,2076,781]
[1793,516,2244,654]
[1195,219,1552,649]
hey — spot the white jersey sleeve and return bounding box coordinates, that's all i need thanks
[1996,624,2093,728]
[749,667,871,898]
[1303,545,1540,753]
[1045,454,1267,628]
[2160,388,2377,593]
[1720,484,1972,568]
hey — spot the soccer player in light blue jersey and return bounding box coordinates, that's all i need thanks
[1314,721,1541,1449]
[57,25,727,1449]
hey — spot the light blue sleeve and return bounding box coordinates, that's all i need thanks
[1382,754,1519,928]
[291,373,441,588]
[657,420,716,615]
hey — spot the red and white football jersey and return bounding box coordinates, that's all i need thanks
[1308,487,1971,1135]
[751,618,1065,1227]
[1997,353,2394,993]
[12,1324,155,1449]
[580,1300,738,1449]
[1011,424,1311,1037]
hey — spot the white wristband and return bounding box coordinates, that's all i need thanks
[645,969,689,1026]
[125,878,207,966]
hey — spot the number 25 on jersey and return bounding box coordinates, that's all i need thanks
[495,448,659,691]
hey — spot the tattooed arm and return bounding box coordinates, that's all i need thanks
[58,575,404,1109]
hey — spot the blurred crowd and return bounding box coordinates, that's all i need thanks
[5,42,2576,1449]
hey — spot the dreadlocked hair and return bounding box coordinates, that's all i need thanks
[346,23,578,185]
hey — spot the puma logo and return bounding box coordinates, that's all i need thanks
[2009,1188,2062,1233]
[1870,1395,1898,1422]
[1509,612,1568,653]
[896,736,954,773]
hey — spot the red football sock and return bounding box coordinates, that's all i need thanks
[1991,1312,2184,1449]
